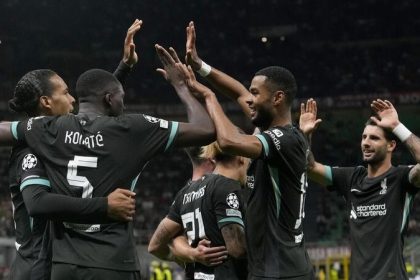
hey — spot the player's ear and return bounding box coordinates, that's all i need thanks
[39,95,52,110]
[104,93,112,107]
[273,90,285,106]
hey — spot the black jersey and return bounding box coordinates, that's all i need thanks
[168,174,247,280]
[13,113,178,271]
[327,165,418,280]
[246,125,313,278]
[8,145,50,279]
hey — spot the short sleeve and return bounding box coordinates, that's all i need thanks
[212,179,244,229]
[328,166,357,196]
[399,165,419,195]
[167,190,184,224]
[18,150,50,192]
[129,114,179,153]
[256,127,302,163]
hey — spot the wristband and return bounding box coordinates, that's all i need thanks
[392,123,412,142]
[197,61,212,77]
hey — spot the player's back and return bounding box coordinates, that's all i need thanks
[170,174,246,280]
[14,113,178,271]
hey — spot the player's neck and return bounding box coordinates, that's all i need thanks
[367,160,392,178]
[213,164,241,182]
[270,109,292,129]
[78,103,107,119]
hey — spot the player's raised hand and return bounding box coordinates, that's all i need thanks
[299,98,322,135]
[370,99,400,130]
[192,239,228,267]
[177,64,213,100]
[185,21,203,71]
[123,19,143,67]
[155,44,186,87]
[107,188,136,222]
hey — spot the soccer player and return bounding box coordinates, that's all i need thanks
[182,22,314,279]
[7,19,142,280]
[0,44,215,280]
[149,142,248,279]
[8,69,135,280]
[300,98,420,280]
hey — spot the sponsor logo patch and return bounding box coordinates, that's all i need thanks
[226,209,242,218]
[143,115,160,123]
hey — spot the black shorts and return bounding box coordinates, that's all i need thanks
[10,253,33,280]
[51,263,141,280]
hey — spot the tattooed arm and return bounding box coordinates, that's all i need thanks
[221,224,246,258]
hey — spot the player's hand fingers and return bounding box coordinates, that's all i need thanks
[169,47,181,63]
[156,68,168,80]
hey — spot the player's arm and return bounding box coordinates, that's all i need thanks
[22,185,135,223]
[185,21,251,118]
[371,99,420,188]
[220,224,246,259]
[0,122,15,146]
[170,236,228,266]
[177,64,261,159]
[298,98,333,186]
[113,19,142,83]
[148,217,184,261]
[155,45,215,147]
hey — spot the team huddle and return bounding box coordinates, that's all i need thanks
[0,19,419,280]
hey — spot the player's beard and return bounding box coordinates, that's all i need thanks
[251,108,272,130]
[362,146,387,165]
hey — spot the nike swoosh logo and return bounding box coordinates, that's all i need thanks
[350,189,362,193]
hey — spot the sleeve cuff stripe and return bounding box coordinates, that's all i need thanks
[325,165,333,185]
[165,121,179,152]
[11,122,19,140]
[218,217,244,227]
[256,134,269,157]
[20,178,51,191]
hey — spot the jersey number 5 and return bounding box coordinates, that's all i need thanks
[67,156,97,198]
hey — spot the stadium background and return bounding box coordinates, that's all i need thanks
[0,0,419,279]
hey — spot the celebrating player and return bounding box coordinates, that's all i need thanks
[300,98,420,280]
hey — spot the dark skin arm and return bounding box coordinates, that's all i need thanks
[185,21,251,118]
[179,65,262,159]
[155,45,215,147]
[0,122,15,146]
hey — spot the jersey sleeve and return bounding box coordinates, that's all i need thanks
[212,179,244,229]
[127,114,179,154]
[255,127,299,163]
[113,60,132,85]
[13,116,52,150]
[398,165,419,195]
[167,190,183,224]
[327,166,357,197]
[18,151,50,192]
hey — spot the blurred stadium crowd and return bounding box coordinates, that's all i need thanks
[0,0,419,246]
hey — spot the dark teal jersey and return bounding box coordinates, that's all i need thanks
[245,125,313,278]
[13,113,179,271]
[168,174,247,280]
[8,145,49,279]
[328,165,418,280]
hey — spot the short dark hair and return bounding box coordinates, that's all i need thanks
[254,66,297,105]
[365,118,397,142]
[9,69,57,116]
[76,69,120,99]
